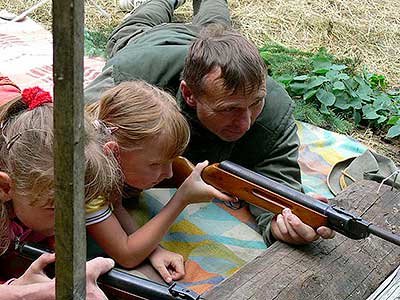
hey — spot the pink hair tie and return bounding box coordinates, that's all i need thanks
[21,86,52,110]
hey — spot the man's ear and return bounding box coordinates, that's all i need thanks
[180,80,197,108]
[104,141,121,162]
[0,172,12,203]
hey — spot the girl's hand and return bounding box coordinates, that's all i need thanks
[149,247,185,283]
[12,253,55,285]
[179,161,237,205]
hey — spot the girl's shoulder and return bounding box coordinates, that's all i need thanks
[85,196,113,226]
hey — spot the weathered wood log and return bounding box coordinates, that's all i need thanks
[52,0,86,298]
[203,180,400,300]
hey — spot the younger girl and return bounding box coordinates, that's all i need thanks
[0,86,121,257]
[86,80,235,283]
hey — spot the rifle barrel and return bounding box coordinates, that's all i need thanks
[368,224,400,246]
[17,243,200,300]
[99,269,187,300]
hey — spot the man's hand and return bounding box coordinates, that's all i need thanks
[12,253,55,286]
[149,246,185,283]
[86,257,115,300]
[271,208,335,245]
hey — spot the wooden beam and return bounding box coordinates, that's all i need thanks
[203,180,400,300]
[52,0,86,298]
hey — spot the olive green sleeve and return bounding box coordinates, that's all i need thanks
[252,117,302,246]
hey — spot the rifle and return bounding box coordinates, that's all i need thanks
[11,241,201,300]
[172,157,400,246]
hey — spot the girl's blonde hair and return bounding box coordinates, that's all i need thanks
[86,80,190,160]
[0,95,121,255]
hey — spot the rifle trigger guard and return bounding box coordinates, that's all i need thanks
[224,198,244,210]
[168,282,201,300]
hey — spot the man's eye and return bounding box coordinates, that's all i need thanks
[221,107,235,112]
[251,99,263,107]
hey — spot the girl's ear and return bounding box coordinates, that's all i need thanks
[104,141,120,161]
[0,172,12,203]
[180,80,197,108]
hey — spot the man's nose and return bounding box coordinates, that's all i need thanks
[234,109,252,132]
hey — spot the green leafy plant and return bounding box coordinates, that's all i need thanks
[84,28,112,58]
[260,44,400,138]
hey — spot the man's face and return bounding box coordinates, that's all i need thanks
[190,69,266,142]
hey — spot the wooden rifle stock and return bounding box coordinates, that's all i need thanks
[173,157,400,246]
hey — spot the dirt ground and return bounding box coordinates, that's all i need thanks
[1,0,399,164]
[352,128,400,165]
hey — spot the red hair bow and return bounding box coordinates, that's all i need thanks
[21,86,52,110]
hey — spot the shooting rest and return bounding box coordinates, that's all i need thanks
[202,180,400,300]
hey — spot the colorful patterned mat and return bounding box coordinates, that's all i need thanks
[297,121,367,198]
[130,189,266,293]
[1,16,370,294]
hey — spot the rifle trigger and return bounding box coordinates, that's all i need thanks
[168,282,201,300]
[224,198,245,210]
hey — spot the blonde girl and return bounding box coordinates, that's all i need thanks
[0,86,121,258]
[86,80,235,283]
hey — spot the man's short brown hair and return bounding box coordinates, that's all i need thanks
[182,24,267,98]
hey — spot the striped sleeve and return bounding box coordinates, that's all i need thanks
[85,205,112,226]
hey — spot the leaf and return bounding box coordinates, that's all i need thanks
[334,94,352,110]
[356,80,373,101]
[289,82,307,94]
[373,93,391,109]
[325,70,339,81]
[293,75,309,81]
[316,89,336,106]
[346,88,357,99]
[306,76,329,89]
[387,124,400,138]
[387,116,400,125]
[333,81,346,90]
[353,110,362,124]
[377,115,387,124]
[330,64,347,71]
[276,74,293,84]
[337,73,350,80]
[348,96,362,109]
[303,89,318,100]
[319,104,330,114]
[354,76,366,86]
[312,57,332,74]
[345,78,358,90]
[368,73,388,89]
[362,104,380,120]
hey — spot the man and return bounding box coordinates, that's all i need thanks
[85,0,333,245]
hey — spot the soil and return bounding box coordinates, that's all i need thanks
[352,127,400,166]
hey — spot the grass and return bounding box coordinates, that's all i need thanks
[1,0,399,88]
[1,0,399,161]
